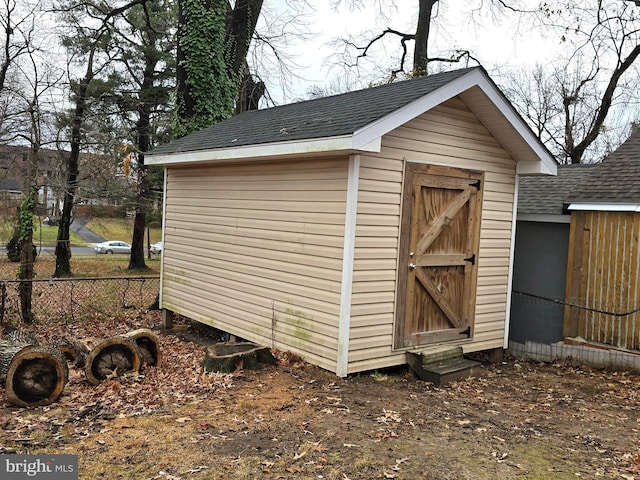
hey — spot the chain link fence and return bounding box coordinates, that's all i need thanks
[509,290,640,371]
[0,276,160,324]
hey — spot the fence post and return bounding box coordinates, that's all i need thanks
[0,281,5,323]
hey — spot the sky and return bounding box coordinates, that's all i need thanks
[260,1,563,105]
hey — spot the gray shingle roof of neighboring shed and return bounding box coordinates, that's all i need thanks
[566,130,640,205]
[518,164,597,216]
[0,178,21,191]
[150,67,478,156]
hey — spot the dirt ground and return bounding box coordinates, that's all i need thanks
[1,313,639,480]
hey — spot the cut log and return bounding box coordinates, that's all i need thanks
[122,329,161,368]
[3,328,38,345]
[0,337,39,382]
[51,337,94,368]
[84,337,141,385]
[2,344,68,407]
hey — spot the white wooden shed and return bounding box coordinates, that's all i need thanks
[147,67,556,376]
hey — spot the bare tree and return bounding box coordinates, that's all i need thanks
[246,1,317,104]
[0,0,37,92]
[4,4,62,321]
[333,0,502,80]
[0,0,45,143]
[503,0,640,163]
[332,1,640,163]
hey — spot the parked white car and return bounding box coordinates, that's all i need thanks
[150,242,163,254]
[94,240,131,254]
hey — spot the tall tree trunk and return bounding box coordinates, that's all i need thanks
[176,0,264,132]
[55,59,93,277]
[128,40,156,270]
[128,146,150,269]
[235,72,265,114]
[413,0,438,76]
[223,0,263,78]
[175,0,192,121]
[225,0,263,109]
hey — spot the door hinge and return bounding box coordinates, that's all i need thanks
[469,180,481,190]
[459,326,471,337]
[464,254,476,265]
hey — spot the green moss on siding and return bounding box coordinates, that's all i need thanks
[163,267,192,286]
[284,309,313,342]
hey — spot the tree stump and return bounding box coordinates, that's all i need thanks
[84,337,141,385]
[202,342,276,373]
[0,336,68,407]
[123,329,162,368]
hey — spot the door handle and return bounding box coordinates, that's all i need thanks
[409,263,416,270]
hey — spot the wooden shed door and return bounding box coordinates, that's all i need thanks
[395,163,484,348]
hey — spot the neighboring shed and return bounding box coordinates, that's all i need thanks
[0,178,22,200]
[510,165,596,345]
[147,67,556,376]
[564,131,640,351]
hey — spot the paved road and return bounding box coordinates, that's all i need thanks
[0,218,134,256]
[21,218,108,256]
[70,218,106,244]
[36,246,97,256]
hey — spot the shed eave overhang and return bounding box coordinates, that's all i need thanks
[516,160,557,175]
[567,203,640,212]
[145,135,382,166]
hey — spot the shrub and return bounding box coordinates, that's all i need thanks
[146,212,163,226]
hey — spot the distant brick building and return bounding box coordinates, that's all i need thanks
[0,145,135,217]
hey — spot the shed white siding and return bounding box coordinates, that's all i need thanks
[161,158,349,371]
[347,97,517,373]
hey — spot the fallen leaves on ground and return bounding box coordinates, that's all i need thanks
[0,313,639,479]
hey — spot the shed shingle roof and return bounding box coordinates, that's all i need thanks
[150,68,479,156]
[566,130,640,205]
[518,164,597,216]
[148,66,557,176]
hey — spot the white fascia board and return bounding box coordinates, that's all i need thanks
[145,135,382,166]
[352,69,557,177]
[568,203,640,212]
[353,70,486,147]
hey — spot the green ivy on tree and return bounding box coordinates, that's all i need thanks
[174,0,239,137]
[6,193,37,265]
